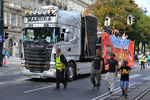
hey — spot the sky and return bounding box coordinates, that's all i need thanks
[134,0,150,16]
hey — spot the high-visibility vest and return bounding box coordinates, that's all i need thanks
[140,56,146,62]
[56,53,65,70]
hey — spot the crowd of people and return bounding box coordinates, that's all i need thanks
[97,26,128,39]
[137,53,150,69]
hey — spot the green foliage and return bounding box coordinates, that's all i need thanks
[84,0,150,45]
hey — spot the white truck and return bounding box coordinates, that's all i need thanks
[20,6,98,81]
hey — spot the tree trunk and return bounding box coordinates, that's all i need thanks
[137,42,139,54]
[144,43,146,54]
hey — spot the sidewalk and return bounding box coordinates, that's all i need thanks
[0,57,21,75]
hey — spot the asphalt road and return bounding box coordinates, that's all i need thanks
[0,63,150,100]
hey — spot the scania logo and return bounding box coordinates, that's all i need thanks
[30,45,44,48]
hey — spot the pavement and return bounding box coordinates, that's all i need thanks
[1,58,150,100]
[0,57,21,75]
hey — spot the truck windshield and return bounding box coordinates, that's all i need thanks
[23,27,60,43]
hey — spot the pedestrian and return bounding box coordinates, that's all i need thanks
[105,53,118,94]
[145,55,148,67]
[4,48,9,67]
[111,27,117,35]
[90,49,103,90]
[54,48,67,90]
[140,53,146,70]
[147,54,150,66]
[119,61,131,99]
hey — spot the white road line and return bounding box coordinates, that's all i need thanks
[0,78,27,85]
[91,83,134,100]
[142,75,150,80]
[129,74,141,78]
[91,87,121,100]
[24,84,56,93]
[99,83,135,100]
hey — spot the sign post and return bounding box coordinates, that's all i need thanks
[0,0,4,67]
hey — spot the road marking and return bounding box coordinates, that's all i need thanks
[91,83,135,100]
[0,78,27,85]
[142,75,150,80]
[24,84,56,93]
[99,83,134,100]
[129,74,141,78]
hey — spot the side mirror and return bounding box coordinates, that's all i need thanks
[64,33,70,42]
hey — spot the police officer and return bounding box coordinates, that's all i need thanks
[54,48,67,90]
[140,53,146,70]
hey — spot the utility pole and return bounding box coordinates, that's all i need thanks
[92,0,93,17]
[0,0,4,67]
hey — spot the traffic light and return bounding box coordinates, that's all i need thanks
[5,32,9,39]
[127,15,135,25]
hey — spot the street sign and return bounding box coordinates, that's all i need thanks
[3,37,5,42]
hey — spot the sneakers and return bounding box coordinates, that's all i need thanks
[64,84,67,89]
[124,94,128,99]
[122,90,125,96]
[109,91,113,94]
[53,87,60,90]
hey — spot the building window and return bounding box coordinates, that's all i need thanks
[22,0,25,7]
[22,16,24,27]
[11,0,15,3]
[38,1,41,9]
[64,0,66,5]
[30,0,34,9]
[4,12,7,25]
[11,14,16,26]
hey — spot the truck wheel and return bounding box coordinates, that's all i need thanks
[65,62,76,81]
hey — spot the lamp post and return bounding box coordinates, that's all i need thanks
[92,0,93,16]
[0,0,4,67]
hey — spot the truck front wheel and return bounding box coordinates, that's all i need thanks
[65,62,76,81]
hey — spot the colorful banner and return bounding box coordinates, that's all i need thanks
[102,33,134,70]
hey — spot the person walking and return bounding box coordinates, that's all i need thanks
[54,48,67,90]
[4,48,9,67]
[147,54,150,66]
[90,49,103,90]
[140,53,146,70]
[105,53,118,94]
[119,61,131,99]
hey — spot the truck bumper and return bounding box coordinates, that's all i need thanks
[20,67,56,78]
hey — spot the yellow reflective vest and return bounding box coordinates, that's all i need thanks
[56,53,65,70]
[140,56,146,62]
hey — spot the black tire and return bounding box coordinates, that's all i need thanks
[65,62,76,81]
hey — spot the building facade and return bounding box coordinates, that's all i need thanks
[3,0,94,57]
[68,0,96,14]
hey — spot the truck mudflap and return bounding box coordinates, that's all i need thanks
[20,67,56,78]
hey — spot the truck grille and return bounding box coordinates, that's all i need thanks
[24,47,52,72]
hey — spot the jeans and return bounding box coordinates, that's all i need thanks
[56,69,67,88]
[90,69,101,88]
[147,60,150,65]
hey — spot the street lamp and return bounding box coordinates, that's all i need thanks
[0,0,4,67]
[92,0,93,17]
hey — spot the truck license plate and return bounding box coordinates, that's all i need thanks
[31,75,41,78]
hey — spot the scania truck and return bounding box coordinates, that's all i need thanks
[20,6,97,81]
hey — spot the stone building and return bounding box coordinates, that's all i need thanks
[3,0,95,57]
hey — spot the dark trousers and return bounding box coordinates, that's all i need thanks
[56,69,67,88]
[141,61,145,70]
